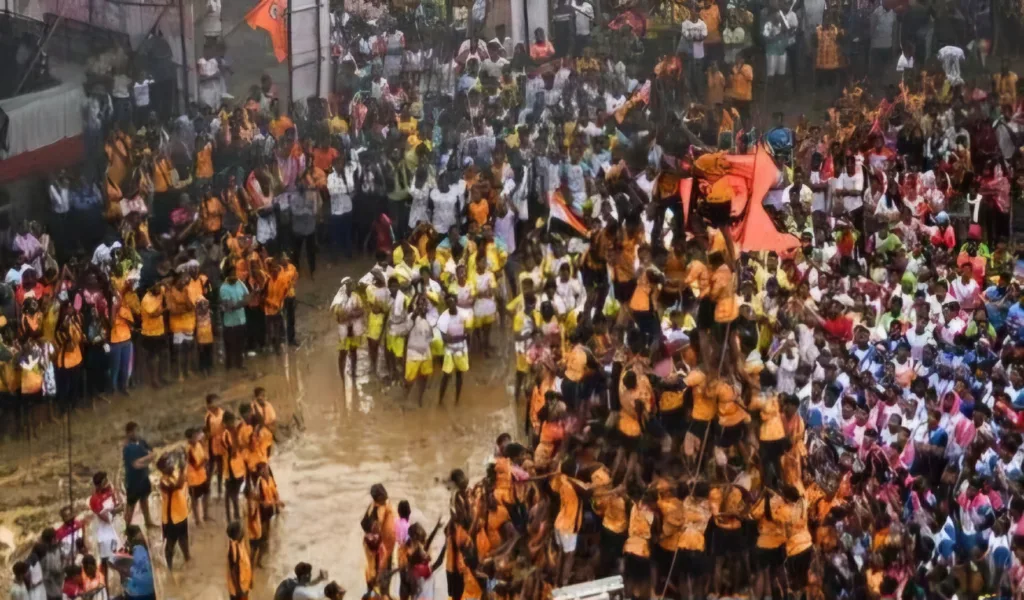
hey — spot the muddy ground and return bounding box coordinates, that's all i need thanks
[0,257,520,598]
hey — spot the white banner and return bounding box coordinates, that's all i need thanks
[288,0,330,105]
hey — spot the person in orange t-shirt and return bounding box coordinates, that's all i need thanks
[200,187,226,238]
[268,99,294,139]
[194,135,215,183]
[312,137,340,171]
[467,189,490,227]
[166,272,196,381]
[54,303,85,414]
[262,260,293,350]
[227,521,252,600]
[279,254,300,347]
[185,427,209,522]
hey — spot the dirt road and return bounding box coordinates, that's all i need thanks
[0,258,519,599]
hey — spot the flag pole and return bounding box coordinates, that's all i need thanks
[287,0,294,107]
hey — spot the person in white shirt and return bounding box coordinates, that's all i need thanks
[572,0,594,52]
[404,296,435,406]
[437,295,470,405]
[555,263,586,312]
[430,174,465,235]
[132,75,153,124]
[49,172,71,216]
[679,12,708,99]
[837,154,865,216]
[327,155,357,259]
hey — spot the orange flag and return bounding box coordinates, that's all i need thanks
[679,146,800,254]
[245,0,288,63]
[723,145,800,254]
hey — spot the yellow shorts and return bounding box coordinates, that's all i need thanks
[338,336,364,351]
[516,352,530,373]
[386,334,405,358]
[430,335,445,358]
[367,313,385,340]
[442,352,470,374]
[475,313,496,327]
[405,358,434,381]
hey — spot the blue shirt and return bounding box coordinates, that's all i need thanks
[71,184,102,210]
[220,280,249,327]
[123,439,151,493]
[125,545,155,597]
[1007,302,1024,339]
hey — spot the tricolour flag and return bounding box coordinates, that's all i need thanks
[548,192,588,236]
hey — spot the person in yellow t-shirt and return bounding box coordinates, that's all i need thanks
[185,427,209,523]
[54,304,84,414]
[280,253,300,347]
[748,371,788,488]
[227,521,252,600]
[623,490,659,600]
[194,135,215,183]
[166,273,196,381]
[750,489,789,599]
[221,411,247,522]
[253,462,284,569]
[728,54,754,118]
[157,458,190,570]
[781,484,813,594]
[200,186,225,238]
[262,260,292,351]
[110,288,138,394]
[550,463,585,587]
[677,481,714,598]
[140,281,168,388]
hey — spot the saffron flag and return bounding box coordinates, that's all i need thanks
[246,0,288,63]
[548,192,588,236]
[678,145,800,254]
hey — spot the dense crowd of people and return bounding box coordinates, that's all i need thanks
[8,0,1024,597]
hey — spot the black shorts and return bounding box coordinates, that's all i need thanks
[613,280,637,303]
[623,553,651,583]
[126,479,152,506]
[162,519,188,545]
[660,407,685,436]
[600,526,626,561]
[787,548,812,587]
[688,418,711,441]
[716,422,746,448]
[755,545,786,570]
[653,544,675,575]
[141,335,166,354]
[679,549,710,576]
[226,475,244,496]
[760,438,790,463]
[614,428,643,454]
[446,570,465,600]
[708,522,746,557]
[189,481,210,500]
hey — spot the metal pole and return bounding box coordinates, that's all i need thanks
[315,0,321,98]
[287,0,294,108]
[67,409,73,508]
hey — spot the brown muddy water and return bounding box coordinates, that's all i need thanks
[0,259,520,599]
